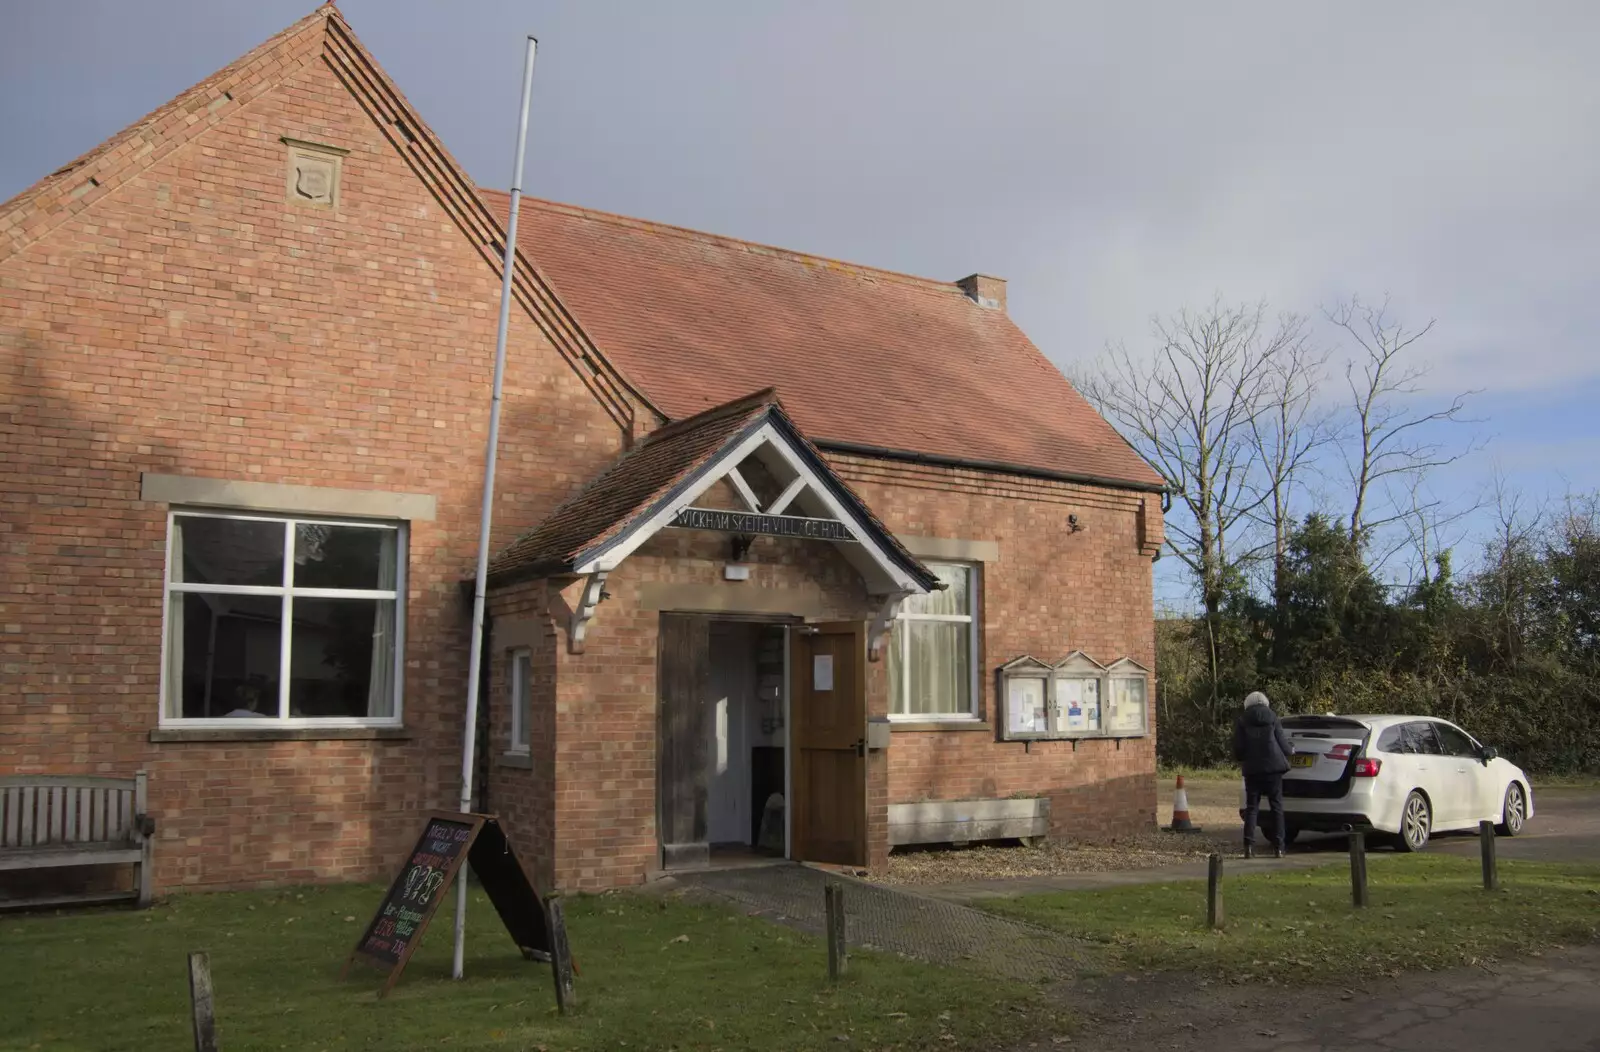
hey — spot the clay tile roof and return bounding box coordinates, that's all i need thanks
[488,388,939,590]
[482,192,1166,492]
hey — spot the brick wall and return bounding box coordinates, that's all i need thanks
[0,41,630,891]
[833,454,1162,837]
[485,460,1160,891]
[1,20,1161,898]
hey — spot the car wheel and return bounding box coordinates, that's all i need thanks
[1396,791,1431,852]
[1496,783,1527,837]
[1282,824,1300,847]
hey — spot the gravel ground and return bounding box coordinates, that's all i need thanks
[879,778,1246,886]
[880,829,1237,885]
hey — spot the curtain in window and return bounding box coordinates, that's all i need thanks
[165,525,184,719]
[903,564,970,617]
[904,621,971,715]
[366,530,398,718]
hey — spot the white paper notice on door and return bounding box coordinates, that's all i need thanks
[1007,677,1046,735]
[813,654,834,691]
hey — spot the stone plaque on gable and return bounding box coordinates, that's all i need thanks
[281,137,349,209]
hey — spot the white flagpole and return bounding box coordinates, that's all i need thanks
[453,33,538,982]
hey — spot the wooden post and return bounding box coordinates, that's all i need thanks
[188,952,218,1052]
[1479,820,1499,890]
[1348,830,1368,908]
[546,896,576,1014]
[1206,853,1225,929]
[824,882,847,980]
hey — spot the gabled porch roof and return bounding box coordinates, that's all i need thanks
[488,389,942,597]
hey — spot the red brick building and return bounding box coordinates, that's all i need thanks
[0,6,1166,895]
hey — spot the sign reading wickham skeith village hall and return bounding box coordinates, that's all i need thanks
[670,506,856,542]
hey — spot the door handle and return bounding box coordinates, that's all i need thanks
[854,738,866,758]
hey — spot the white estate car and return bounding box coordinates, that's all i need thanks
[1242,714,1534,851]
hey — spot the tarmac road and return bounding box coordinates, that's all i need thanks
[1290,786,1600,863]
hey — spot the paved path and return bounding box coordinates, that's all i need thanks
[672,862,1089,980]
[1013,945,1600,1052]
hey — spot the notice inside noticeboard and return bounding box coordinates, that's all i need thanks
[1006,677,1047,735]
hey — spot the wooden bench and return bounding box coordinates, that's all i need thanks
[889,797,1050,848]
[0,772,155,909]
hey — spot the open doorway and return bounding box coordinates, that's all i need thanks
[657,614,789,871]
[706,622,788,863]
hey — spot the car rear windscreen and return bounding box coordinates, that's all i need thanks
[1281,716,1368,734]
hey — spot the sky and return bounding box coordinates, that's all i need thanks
[3,1,1597,608]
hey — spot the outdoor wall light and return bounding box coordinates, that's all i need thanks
[1067,514,1083,533]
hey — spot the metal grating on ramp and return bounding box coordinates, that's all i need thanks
[675,863,1088,981]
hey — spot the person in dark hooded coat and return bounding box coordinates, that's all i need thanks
[1234,690,1294,858]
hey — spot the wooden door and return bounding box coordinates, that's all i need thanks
[791,622,868,866]
[658,614,712,869]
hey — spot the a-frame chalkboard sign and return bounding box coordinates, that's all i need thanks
[342,811,553,997]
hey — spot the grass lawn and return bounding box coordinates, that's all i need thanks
[0,882,1064,1052]
[978,854,1600,985]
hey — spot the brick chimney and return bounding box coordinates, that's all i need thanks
[956,273,1006,311]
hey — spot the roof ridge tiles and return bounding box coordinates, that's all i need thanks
[479,189,966,295]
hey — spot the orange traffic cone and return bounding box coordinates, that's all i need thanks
[1163,775,1201,833]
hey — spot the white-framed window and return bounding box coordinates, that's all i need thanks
[508,648,532,752]
[159,509,406,724]
[887,561,980,720]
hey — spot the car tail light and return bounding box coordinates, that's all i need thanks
[1329,744,1354,761]
[1352,757,1382,777]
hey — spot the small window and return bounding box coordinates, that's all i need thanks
[1404,722,1444,756]
[887,562,979,719]
[1377,725,1407,753]
[1433,722,1479,757]
[508,648,532,752]
[162,511,404,723]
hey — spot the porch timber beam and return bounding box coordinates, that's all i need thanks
[764,475,808,516]
[568,571,609,655]
[725,467,763,513]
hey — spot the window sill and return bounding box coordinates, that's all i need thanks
[498,751,534,770]
[890,719,992,733]
[149,726,412,743]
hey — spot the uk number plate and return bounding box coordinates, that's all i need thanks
[1291,754,1316,768]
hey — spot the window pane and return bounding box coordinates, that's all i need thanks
[902,621,971,716]
[887,632,903,713]
[167,592,283,718]
[293,524,397,591]
[287,597,397,718]
[1406,722,1443,756]
[1434,723,1477,757]
[172,516,284,586]
[512,651,532,749]
[903,563,971,617]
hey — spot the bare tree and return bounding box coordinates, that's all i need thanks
[1385,473,1482,594]
[1077,298,1304,708]
[1472,469,1545,669]
[1244,316,1334,640]
[1326,295,1477,546]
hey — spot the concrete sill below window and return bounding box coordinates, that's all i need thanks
[890,720,992,733]
[498,752,534,769]
[148,726,412,743]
